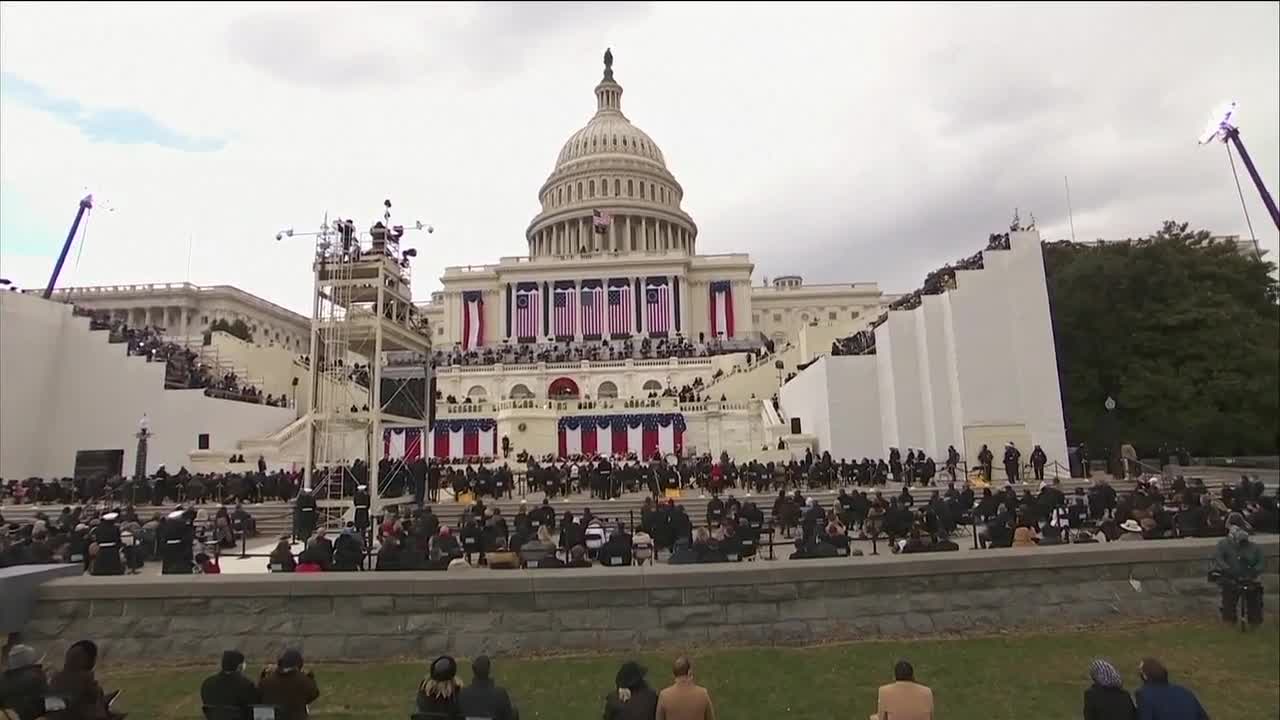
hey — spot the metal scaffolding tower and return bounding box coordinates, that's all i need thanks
[286,203,433,522]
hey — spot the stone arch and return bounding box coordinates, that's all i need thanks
[466,385,487,400]
[641,379,663,392]
[548,377,580,399]
[597,381,619,399]
[508,383,534,399]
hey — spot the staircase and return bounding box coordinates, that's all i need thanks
[701,343,802,402]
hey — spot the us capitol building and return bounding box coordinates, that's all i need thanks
[417,50,885,364]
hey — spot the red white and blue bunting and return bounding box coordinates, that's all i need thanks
[384,419,497,461]
[557,413,685,459]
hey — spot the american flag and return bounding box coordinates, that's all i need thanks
[581,284,604,337]
[646,281,671,335]
[515,287,539,340]
[592,209,611,234]
[607,283,631,336]
[553,285,576,339]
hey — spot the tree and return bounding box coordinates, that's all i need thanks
[1043,221,1279,456]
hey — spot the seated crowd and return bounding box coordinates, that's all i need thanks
[432,334,769,368]
[0,638,1218,720]
[831,232,1012,357]
[81,310,274,406]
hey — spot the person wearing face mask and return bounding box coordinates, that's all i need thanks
[199,650,261,719]
[1211,524,1265,626]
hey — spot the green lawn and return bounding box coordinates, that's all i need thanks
[101,620,1278,719]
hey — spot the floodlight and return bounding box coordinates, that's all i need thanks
[1198,100,1238,145]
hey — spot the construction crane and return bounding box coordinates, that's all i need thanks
[42,194,94,299]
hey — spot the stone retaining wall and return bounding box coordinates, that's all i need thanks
[24,537,1278,661]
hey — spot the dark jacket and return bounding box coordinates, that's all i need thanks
[1084,684,1136,720]
[200,670,261,719]
[48,642,111,720]
[257,668,319,720]
[0,665,49,720]
[602,686,659,720]
[1134,683,1208,720]
[457,678,518,720]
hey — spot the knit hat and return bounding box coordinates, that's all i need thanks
[221,650,245,672]
[430,655,457,682]
[1089,659,1122,688]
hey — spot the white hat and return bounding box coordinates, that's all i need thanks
[167,510,185,520]
[1120,519,1143,533]
[101,512,119,521]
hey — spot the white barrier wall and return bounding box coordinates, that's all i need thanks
[0,294,295,478]
[778,231,1068,468]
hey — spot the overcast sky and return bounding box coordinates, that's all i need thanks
[2,2,1276,314]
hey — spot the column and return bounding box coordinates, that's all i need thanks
[680,277,691,335]
[625,216,632,253]
[609,215,617,253]
[580,217,587,253]
[642,217,650,252]
[638,276,647,336]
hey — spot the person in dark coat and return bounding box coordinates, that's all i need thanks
[415,656,463,719]
[351,485,371,535]
[331,528,364,571]
[294,489,317,541]
[1030,445,1048,481]
[89,513,124,576]
[0,644,49,720]
[457,656,518,720]
[602,661,658,720]
[257,649,319,720]
[1134,658,1208,720]
[200,650,261,719]
[47,640,119,720]
[268,537,296,572]
[1082,658,1136,720]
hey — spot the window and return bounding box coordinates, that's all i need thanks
[642,379,663,392]
[753,313,761,324]
[851,311,860,320]
[197,433,210,450]
[201,315,208,325]
[437,326,444,335]
[773,313,782,322]
[600,178,607,196]
[639,183,645,199]
[649,183,655,199]
[612,135,617,147]
[577,182,583,199]
[614,178,620,196]
[589,180,595,198]
[557,187,563,205]
[828,311,837,321]
[597,381,619,399]
[627,179,634,196]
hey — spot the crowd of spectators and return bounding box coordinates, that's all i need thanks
[1,637,1220,720]
[80,309,274,406]
[433,335,768,368]
[831,232,1012,357]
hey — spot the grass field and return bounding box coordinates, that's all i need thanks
[99,620,1278,719]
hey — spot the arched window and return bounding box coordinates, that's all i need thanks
[577,182,583,199]
[589,180,595,198]
[597,381,619,399]
[627,179,634,196]
[557,187,563,204]
[600,178,607,196]
[466,385,487,400]
[649,183,655,199]
[613,179,620,196]
[508,383,534,400]
[612,135,617,147]
[642,379,663,392]
[639,183,645,199]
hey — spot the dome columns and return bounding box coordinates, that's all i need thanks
[528,213,695,258]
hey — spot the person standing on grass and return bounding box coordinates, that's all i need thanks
[257,649,320,720]
[655,656,716,720]
[1134,658,1208,720]
[875,659,933,720]
[1082,659,1135,720]
[603,661,658,720]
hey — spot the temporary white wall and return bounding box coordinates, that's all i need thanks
[0,294,294,478]
[778,231,1068,467]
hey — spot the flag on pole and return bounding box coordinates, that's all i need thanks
[592,209,611,234]
[461,290,484,350]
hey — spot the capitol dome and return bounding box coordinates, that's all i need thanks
[527,50,698,258]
